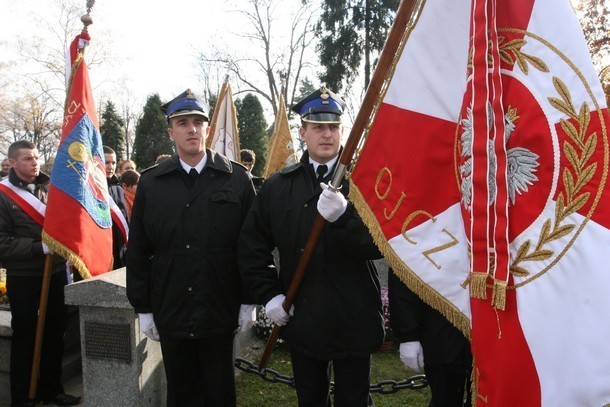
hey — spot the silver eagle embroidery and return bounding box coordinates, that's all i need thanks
[460,105,540,211]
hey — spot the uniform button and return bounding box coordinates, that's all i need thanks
[186,244,190,249]
[188,287,192,292]
[300,248,304,252]
[186,203,190,207]
[304,203,308,207]
[189,333,194,337]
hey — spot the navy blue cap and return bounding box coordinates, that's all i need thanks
[160,89,210,121]
[291,86,346,124]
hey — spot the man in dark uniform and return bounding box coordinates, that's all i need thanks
[0,140,80,407]
[103,145,128,269]
[388,270,472,407]
[238,87,384,407]
[126,89,256,407]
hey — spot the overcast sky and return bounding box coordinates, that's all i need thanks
[0,0,315,111]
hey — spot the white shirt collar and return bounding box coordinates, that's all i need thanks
[179,154,207,174]
[309,155,338,178]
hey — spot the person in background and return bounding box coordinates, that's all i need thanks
[0,140,81,407]
[126,89,256,407]
[1,158,10,179]
[239,148,264,193]
[103,145,128,269]
[155,154,172,165]
[388,270,472,407]
[117,159,136,176]
[238,87,384,407]
[119,169,140,220]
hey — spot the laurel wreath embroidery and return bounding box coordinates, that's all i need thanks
[510,77,596,277]
[498,36,549,74]
[468,35,596,278]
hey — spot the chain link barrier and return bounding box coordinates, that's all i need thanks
[235,357,428,395]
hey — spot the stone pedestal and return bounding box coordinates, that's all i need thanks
[64,268,166,407]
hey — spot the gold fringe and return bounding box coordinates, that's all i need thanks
[42,231,92,280]
[469,272,488,300]
[349,181,472,340]
[491,279,508,311]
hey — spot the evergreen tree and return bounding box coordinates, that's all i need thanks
[236,94,268,176]
[100,101,126,159]
[312,0,399,92]
[133,94,174,169]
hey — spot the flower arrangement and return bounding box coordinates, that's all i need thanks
[0,281,8,305]
[254,306,284,344]
[381,286,392,341]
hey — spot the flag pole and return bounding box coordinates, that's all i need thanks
[258,0,421,369]
[28,254,54,400]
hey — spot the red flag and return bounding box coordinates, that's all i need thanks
[42,30,113,279]
[349,0,610,405]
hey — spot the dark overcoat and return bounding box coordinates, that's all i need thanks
[127,151,255,338]
[238,151,385,360]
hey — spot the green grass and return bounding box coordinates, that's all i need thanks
[236,341,431,406]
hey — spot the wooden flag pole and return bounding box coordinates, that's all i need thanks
[28,253,54,400]
[258,0,421,369]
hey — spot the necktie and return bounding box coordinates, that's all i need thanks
[188,168,198,187]
[316,164,328,183]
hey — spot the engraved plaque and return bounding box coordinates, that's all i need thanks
[85,321,131,362]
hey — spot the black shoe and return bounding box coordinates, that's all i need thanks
[43,393,81,406]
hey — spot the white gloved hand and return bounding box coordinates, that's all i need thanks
[399,341,424,372]
[264,294,294,326]
[317,183,348,222]
[138,313,160,341]
[238,304,256,333]
[42,242,50,255]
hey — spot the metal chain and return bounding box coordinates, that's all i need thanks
[235,358,428,395]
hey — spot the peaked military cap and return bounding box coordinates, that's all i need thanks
[160,89,210,121]
[291,86,346,124]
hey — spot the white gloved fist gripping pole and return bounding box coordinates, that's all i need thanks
[138,313,160,341]
[264,294,294,326]
[317,182,348,222]
[399,341,424,372]
[238,304,257,333]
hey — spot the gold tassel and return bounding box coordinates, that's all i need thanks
[470,272,488,299]
[491,279,508,311]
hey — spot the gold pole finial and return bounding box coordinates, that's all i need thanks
[80,0,95,29]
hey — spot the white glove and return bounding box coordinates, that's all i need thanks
[317,182,348,222]
[399,341,424,372]
[264,294,294,326]
[138,313,160,341]
[42,242,50,254]
[238,304,256,333]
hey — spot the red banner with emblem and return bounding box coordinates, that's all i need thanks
[349,0,610,405]
[42,30,113,279]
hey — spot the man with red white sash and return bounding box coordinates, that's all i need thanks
[0,141,80,407]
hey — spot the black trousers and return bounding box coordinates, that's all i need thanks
[7,271,68,406]
[159,333,236,407]
[290,349,372,407]
[426,364,472,407]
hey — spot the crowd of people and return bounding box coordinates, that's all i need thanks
[0,87,471,407]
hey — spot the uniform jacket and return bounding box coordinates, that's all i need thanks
[388,271,472,369]
[238,150,385,360]
[126,151,255,338]
[107,174,128,269]
[0,169,66,276]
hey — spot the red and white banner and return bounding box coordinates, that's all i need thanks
[349,0,610,405]
[207,77,240,161]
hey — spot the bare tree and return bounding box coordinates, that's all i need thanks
[575,0,610,104]
[197,0,319,115]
